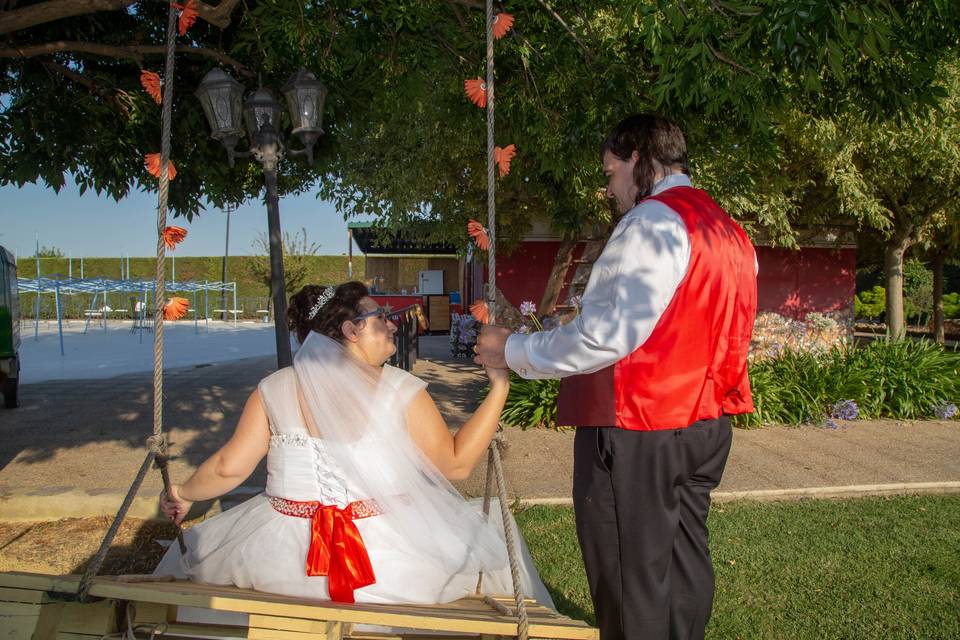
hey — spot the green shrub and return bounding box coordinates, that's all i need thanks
[944,292,960,319]
[854,286,886,320]
[499,341,960,429]
[500,374,561,430]
[735,339,960,427]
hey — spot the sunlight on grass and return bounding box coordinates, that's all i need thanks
[515,495,960,639]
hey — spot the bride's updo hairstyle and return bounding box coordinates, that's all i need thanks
[287,281,369,344]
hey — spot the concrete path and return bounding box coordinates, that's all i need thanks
[0,336,958,520]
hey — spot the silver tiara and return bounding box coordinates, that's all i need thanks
[308,286,336,320]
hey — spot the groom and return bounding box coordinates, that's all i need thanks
[476,113,758,640]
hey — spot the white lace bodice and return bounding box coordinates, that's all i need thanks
[258,367,355,507]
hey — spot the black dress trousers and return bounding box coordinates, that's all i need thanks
[572,416,733,640]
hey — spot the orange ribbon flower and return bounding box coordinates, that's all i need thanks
[164,297,189,321]
[163,226,187,250]
[495,144,516,178]
[493,12,514,40]
[270,497,381,603]
[145,153,177,180]
[140,70,162,104]
[464,78,487,108]
[470,300,490,324]
[467,219,490,251]
[171,0,198,36]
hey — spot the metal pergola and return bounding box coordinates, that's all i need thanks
[17,276,238,355]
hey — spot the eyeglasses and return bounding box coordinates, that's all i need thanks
[353,307,388,323]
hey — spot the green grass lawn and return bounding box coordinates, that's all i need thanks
[515,495,960,639]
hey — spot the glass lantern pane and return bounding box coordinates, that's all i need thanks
[298,91,319,128]
[211,89,234,130]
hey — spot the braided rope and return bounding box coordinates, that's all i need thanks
[485,0,496,323]
[151,0,187,555]
[78,7,184,600]
[490,431,530,640]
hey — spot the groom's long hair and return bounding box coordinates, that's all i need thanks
[601,114,690,203]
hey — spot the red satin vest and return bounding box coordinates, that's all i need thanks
[556,186,757,430]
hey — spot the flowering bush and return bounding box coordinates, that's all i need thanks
[934,403,958,420]
[831,399,859,421]
[450,313,479,358]
[737,339,960,428]
[749,311,853,362]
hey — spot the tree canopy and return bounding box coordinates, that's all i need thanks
[2,0,959,247]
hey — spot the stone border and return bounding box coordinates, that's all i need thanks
[2,482,959,522]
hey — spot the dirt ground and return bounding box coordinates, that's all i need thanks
[0,516,178,575]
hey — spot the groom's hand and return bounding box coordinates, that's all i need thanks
[475,325,511,369]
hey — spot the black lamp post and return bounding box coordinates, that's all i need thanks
[197,67,328,368]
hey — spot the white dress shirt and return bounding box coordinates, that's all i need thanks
[505,174,695,380]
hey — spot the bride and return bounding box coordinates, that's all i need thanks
[155,281,552,606]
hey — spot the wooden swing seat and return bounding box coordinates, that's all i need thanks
[0,571,598,639]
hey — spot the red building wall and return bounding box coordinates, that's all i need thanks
[494,241,584,308]
[755,247,856,318]
[492,242,855,319]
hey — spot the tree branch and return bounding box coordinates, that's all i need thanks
[0,40,254,76]
[0,0,242,36]
[534,0,594,62]
[0,0,132,36]
[40,58,130,115]
[704,40,759,78]
[193,0,243,29]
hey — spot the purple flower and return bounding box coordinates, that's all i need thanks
[519,300,537,316]
[516,324,531,334]
[934,403,958,420]
[823,418,839,429]
[831,399,859,421]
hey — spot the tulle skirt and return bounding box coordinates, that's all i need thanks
[154,493,554,608]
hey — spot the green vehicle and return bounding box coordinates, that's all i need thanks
[0,247,19,408]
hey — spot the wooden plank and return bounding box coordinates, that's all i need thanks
[0,586,52,604]
[248,614,343,635]
[0,573,80,595]
[128,600,173,624]
[56,599,116,635]
[248,625,342,640]
[0,615,40,640]
[162,623,250,639]
[0,573,598,640]
[80,580,596,639]
[31,602,66,640]
[0,601,41,616]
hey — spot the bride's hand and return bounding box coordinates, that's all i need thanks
[160,484,192,525]
[485,365,511,388]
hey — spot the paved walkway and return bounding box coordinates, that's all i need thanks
[0,336,958,519]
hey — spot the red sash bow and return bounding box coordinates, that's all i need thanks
[269,496,383,603]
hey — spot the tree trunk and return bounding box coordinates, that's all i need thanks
[932,249,946,344]
[538,237,576,316]
[884,237,911,341]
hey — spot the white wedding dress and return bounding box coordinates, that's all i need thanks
[155,334,553,610]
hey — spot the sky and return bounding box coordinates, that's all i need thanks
[1,181,365,259]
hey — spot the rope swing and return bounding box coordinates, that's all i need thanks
[78,0,185,602]
[78,2,531,638]
[472,2,529,639]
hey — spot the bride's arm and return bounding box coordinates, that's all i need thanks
[160,389,270,523]
[405,368,510,480]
